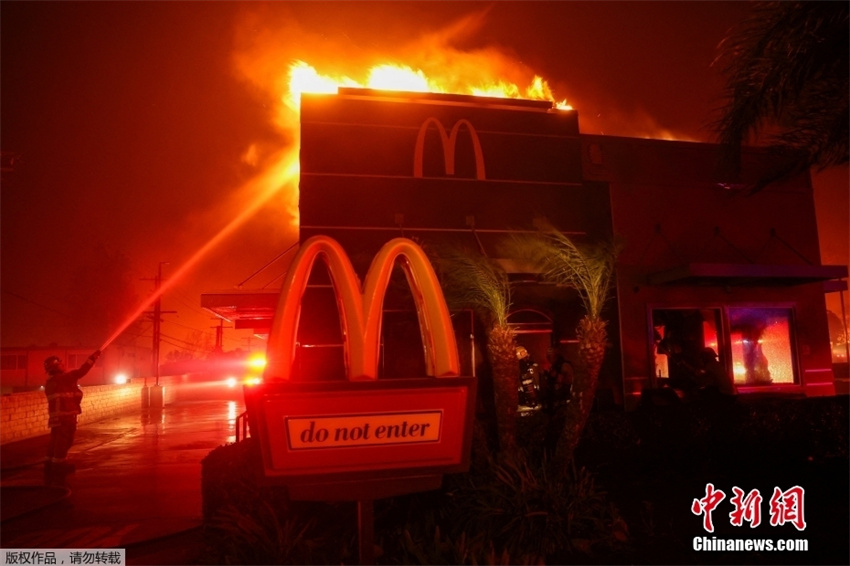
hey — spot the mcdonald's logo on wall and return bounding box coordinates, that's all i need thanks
[246,236,476,500]
[413,117,486,180]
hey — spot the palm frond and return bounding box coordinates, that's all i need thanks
[713,1,849,183]
[435,245,512,327]
[507,226,620,321]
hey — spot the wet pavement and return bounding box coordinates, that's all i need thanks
[0,397,245,564]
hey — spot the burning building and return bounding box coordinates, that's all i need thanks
[202,87,846,409]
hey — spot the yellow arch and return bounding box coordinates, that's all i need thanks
[413,117,486,180]
[265,236,460,381]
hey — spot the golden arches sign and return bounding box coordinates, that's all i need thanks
[265,235,460,381]
[413,117,486,180]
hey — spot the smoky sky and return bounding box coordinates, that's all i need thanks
[2,1,846,350]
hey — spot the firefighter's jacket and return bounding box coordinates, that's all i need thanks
[45,359,95,428]
[518,358,540,409]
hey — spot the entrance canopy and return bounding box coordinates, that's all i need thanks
[647,263,848,287]
[201,289,280,333]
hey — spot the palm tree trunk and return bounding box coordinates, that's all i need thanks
[488,324,518,454]
[555,316,608,467]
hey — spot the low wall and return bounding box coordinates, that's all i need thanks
[0,375,184,445]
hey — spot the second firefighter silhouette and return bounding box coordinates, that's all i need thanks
[516,346,542,416]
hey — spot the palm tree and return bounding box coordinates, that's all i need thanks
[713,2,849,189]
[511,227,620,467]
[436,245,519,455]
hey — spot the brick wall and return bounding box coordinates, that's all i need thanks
[0,376,183,445]
[1,389,53,444]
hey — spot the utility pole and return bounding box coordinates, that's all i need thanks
[144,262,176,387]
[211,319,232,354]
[153,265,162,386]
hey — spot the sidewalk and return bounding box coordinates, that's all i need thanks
[1,397,245,565]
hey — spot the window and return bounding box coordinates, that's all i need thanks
[651,306,797,389]
[652,308,722,387]
[1,355,26,370]
[728,308,795,386]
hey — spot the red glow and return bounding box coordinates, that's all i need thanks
[100,154,299,352]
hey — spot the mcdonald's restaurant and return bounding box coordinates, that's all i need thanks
[202,88,847,411]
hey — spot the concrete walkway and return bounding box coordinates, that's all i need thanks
[1,397,244,564]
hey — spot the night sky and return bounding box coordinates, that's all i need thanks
[2,1,847,351]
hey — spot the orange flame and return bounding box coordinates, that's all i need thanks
[220,17,580,305]
[287,60,572,110]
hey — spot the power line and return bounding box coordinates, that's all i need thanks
[169,287,212,317]
[238,241,298,288]
[0,288,71,318]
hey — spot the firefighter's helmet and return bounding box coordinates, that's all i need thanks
[516,346,529,360]
[44,356,62,374]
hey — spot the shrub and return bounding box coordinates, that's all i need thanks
[200,438,357,564]
[201,396,847,563]
[443,452,628,563]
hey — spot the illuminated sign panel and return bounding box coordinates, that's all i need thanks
[286,412,443,450]
[253,381,471,478]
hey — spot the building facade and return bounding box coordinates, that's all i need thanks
[0,343,149,393]
[202,90,847,408]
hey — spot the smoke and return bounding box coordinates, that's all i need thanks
[185,2,696,293]
[579,105,699,141]
[220,5,574,244]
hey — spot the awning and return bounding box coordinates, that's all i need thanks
[200,289,280,331]
[647,263,848,287]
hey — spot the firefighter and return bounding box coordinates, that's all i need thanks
[43,350,101,473]
[694,347,738,401]
[542,347,573,412]
[516,346,541,416]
